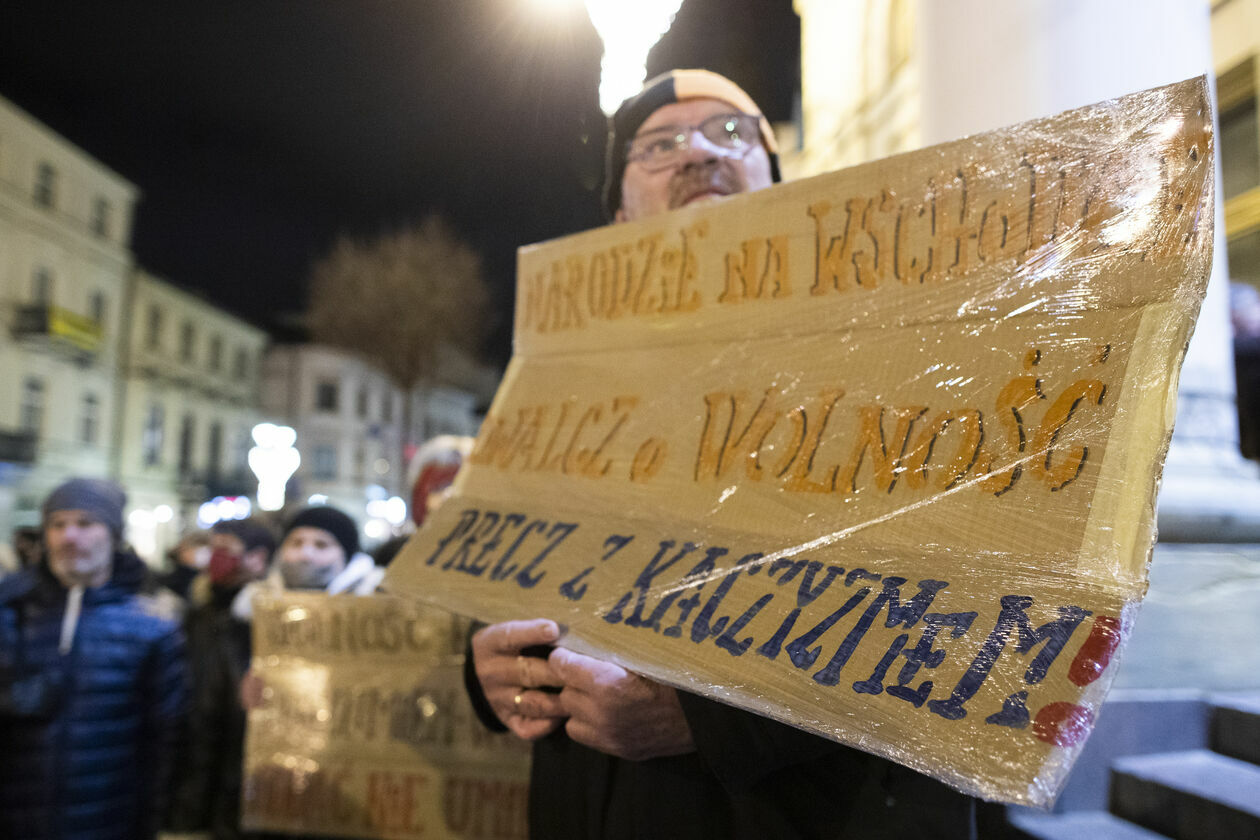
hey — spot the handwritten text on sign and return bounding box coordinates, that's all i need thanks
[241,593,530,840]
[385,78,1214,805]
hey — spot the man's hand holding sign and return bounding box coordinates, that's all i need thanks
[386,69,1214,837]
[470,619,566,740]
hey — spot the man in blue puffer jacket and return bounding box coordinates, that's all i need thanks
[0,477,188,840]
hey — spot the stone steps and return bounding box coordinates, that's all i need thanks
[1109,749,1260,840]
[1211,693,1260,767]
[1008,809,1171,840]
[1005,695,1260,840]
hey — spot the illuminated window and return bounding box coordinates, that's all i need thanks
[146,305,164,350]
[20,378,45,437]
[233,347,249,379]
[357,386,369,418]
[81,393,100,445]
[1220,58,1259,201]
[235,426,252,472]
[208,335,223,372]
[33,162,56,208]
[315,380,339,412]
[89,291,106,324]
[207,422,223,477]
[31,267,53,305]
[178,413,195,474]
[180,321,196,363]
[312,445,337,479]
[143,403,165,466]
[382,393,394,423]
[888,0,913,73]
[91,197,111,238]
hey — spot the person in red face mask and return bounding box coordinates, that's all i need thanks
[166,518,275,839]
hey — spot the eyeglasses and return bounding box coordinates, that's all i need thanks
[626,112,763,172]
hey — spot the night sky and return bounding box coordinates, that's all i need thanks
[0,0,799,363]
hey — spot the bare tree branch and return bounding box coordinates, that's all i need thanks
[307,216,491,389]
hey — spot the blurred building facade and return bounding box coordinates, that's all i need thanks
[0,94,137,538]
[0,92,499,559]
[261,344,408,526]
[1216,0,1260,286]
[786,0,1260,280]
[260,343,493,540]
[789,0,1260,535]
[116,269,269,559]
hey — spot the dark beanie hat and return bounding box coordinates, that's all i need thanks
[42,478,126,537]
[603,68,781,221]
[284,506,359,559]
[211,517,278,556]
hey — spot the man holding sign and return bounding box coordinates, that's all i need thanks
[464,70,981,840]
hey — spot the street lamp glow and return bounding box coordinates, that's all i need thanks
[249,423,300,511]
[528,0,579,14]
[585,0,684,114]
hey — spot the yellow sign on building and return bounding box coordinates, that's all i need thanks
[385,77,1214,805]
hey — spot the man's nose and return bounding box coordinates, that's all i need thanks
[677,129,721,167]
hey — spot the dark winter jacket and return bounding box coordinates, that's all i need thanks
[0,550,188,840]
[166,580,253,839]
[169,558,383,840]
[464,638,985,839]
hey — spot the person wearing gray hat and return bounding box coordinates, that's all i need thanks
[0,478,187,840]
[463,72,982,840]
[40,477,127,589]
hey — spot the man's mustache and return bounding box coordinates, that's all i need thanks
[668,161,743,209]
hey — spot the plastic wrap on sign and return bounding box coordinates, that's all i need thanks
[383,77,1214,805]
[240,592,530,839]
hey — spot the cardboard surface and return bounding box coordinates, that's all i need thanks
[241,592,530,839]
[384,77,1214,805]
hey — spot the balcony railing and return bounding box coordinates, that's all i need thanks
[12,305,104,358]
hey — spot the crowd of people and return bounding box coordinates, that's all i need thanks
[0,477,389,840]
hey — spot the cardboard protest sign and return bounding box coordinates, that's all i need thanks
[383,77,1214,805]
[241,592,530,839]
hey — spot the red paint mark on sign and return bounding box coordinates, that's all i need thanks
[1068,614,1122,687]
[1033,702,1094,747]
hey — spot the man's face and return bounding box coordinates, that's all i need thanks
[616,97,774,223]
[208,531,268,587]
[278,526,347,590]
[45,510,113,586]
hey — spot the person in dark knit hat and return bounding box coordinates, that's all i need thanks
[272,505,381,594]
[602,67,780,222]
[0,478,186,840]
[464,71,985,840]
[169,506,380,840]
[167,517,277,840]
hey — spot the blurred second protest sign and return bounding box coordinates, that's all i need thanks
[241,591,530,839]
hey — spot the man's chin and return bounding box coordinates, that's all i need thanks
[676,191,730,209]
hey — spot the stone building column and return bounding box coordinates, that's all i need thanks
[917,0,1260,539]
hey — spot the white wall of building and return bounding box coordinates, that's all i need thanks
[0,94,137,534]
[116,269,268,558]
[261,343,490,538]
[788,0,920,179]
[261,344,407,528]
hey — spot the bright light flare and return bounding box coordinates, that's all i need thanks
[250,422,300,512]
[585,0,684,114]
[528,0,580,14]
